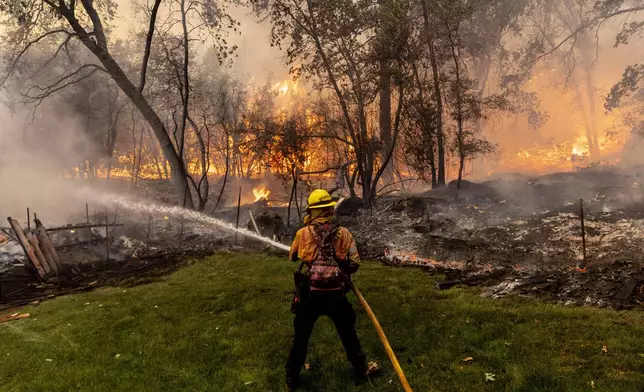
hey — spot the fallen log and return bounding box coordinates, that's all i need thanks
[7,218,46,281]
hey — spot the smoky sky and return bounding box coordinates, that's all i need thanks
[112,0,287,82]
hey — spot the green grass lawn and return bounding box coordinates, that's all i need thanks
[1,252,644,391]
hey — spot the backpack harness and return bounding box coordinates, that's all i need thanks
[292,222,349,313]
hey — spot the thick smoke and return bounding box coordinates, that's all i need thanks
[0,99,93,225]
[115,1,288,83]
[226,5,288,82]
[3,0,644,226]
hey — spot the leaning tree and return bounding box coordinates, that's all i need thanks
[0,0,237,209]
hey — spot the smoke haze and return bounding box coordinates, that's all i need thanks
[1,0,644,223]
[0,99,93,224]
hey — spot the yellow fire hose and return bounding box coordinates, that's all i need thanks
[349,281,413,392]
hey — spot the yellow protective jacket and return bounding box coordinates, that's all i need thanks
[289,220,361,265]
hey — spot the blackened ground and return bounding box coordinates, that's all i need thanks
[338,165,644,309]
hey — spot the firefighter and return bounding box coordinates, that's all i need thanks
[286,189,377,390]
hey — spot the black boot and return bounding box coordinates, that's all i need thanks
[285,374,299,391]
[353,362,368,386]
[354,372,368,386]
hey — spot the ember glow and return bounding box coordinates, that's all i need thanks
[275,80,298,96]
[496,133,625,175]
[253,187,271,202]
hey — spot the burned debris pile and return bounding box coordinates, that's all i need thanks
[343,165,644,309]
[0,188,293,310]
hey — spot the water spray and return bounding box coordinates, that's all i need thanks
[88,192,288,249]
[87,191,412,391]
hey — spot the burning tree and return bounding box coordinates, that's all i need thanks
[252,0,410,207]
[2,0,625,211]
[250,0,551,202]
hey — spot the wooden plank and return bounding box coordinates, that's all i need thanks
[26,232,51,276]
[45,223,124,232]
[248,210,261,235]
[0,313,30,324]
[35,220,63,273]
[36,230,58,275]
[7,218,46,280]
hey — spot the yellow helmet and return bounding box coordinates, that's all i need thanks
[307,189,337,209]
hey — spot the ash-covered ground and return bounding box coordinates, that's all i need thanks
[342,165,644,309]
[3,165,644,310]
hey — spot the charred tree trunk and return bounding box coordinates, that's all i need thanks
[178,0,190,162]
[411,61,438,188]
[379,60,393,185]
[153,153,163,179]
[580,34,600,159]
[292,167,301,220]
[106,121,117,182]
[368,84,404,205]
[450,42,466,202]
[430,154,437,187]
[186,116,211,212]
[211,131,230,213]
[287,166,297,228]
[348,165,358,197]
[377,0,399,187]
[560,0,600,161]
[135,131,144,187]
[130,126,137,185]
[55,2,194,209]
[162,158,169,180]
[106,159,113,182]
[146,128,164,180]
[572,78,595,159]
[429,45,446,187]
[421,0,446,187]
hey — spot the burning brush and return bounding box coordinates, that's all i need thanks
[253,187,271,202]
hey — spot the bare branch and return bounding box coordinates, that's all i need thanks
[24,64,106,104]
[299,166,341,176]
[530,5,644,68]
[139,0,163,93]
[0,29,75,86]
[29,33,76,79]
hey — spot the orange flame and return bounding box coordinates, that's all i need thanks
[503,133,622,175]
[253,187,271,201]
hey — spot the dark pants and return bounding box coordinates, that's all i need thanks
[286,291,367,378]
